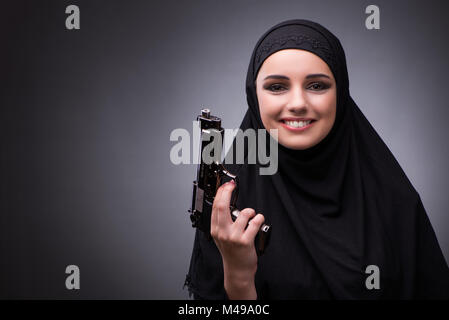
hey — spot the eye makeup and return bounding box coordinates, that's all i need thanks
[263,81,331,93]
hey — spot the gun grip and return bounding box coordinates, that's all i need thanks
[230,208,271,256]
[255,223,271,256]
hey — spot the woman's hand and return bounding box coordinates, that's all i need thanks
[210,180,265,300]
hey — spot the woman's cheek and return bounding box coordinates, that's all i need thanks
[264,94,281,107]
[262,98,282,117]
[312,94,336,118]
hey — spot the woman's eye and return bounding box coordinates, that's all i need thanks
[266,83,286,92]
[308,82,328,91]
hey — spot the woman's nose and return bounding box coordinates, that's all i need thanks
[286,87,308,113]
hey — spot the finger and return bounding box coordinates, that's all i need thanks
[232,208,256,234]
[211,183,225,234]
[242,213,265,242]
[216,181,235,227]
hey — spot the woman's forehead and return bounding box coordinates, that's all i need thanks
[257,49,334,80]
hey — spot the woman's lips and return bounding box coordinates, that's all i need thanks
[279,119,316,132]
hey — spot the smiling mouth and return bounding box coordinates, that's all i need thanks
[280,119,316,129]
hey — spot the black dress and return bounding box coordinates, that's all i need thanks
[185,19,449,299]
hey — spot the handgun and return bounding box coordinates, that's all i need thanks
[188,108,271,256]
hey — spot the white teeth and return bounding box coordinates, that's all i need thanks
[284,120,312,128]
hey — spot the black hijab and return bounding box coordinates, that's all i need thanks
[185,19,449,299]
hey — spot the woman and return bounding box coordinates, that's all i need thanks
[184,19,449,299]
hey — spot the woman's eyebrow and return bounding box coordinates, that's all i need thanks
[263,74,290,81]
[305,73,331,79]
[263,73,331,81]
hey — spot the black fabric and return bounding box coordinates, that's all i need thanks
[185,19,449,299]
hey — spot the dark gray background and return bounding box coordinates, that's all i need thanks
[1,0,448,299]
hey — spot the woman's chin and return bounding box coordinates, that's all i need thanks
[279,139,315,150]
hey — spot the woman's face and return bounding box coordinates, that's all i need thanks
[256,49,337,150]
